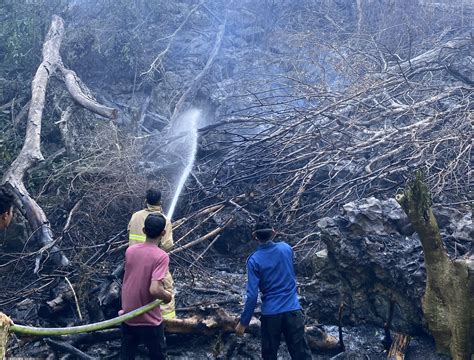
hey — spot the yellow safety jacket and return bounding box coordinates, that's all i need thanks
[128,204,176,319]
[128,204,173,249]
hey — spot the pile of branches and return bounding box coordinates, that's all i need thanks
[193,35,472,244]
[0,3,471,358]
[0,0,471,326]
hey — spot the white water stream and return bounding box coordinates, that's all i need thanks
[165,109,200,220]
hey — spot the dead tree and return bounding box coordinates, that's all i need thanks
[396,171,473,360]
[1,16,69,269]
[1,15,118,271]
[191,35,472,244]
[170,21,225,126]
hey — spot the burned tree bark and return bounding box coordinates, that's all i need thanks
[396,171,474,360]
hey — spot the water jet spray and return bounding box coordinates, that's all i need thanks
[165,109,200,219]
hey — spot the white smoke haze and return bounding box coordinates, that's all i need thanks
[0,1,472,358]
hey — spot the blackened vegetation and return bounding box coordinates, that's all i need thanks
[0,0,472,358]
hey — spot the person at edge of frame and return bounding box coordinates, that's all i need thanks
[0,187,14,230]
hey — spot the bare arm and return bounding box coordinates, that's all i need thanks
[149,280,172,303]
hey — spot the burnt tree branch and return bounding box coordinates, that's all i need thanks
[1,15,69,269]
[2,15,119,271]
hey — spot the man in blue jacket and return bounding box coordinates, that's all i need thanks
[235,217,312,359]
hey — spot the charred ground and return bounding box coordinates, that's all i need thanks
[0,1,472,359]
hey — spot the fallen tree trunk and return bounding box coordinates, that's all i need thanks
[10,306,339,354]
[396,171,474,360]
[167,311,339,351]
[163,307,239,335]
[59,65,118,120]
[64,319,339,352]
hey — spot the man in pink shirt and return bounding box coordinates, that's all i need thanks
[121,213,172,360]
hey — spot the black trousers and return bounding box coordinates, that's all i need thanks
[260,310,312,360]
[121,323,167,360]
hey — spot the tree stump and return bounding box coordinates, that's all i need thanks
[0,313,12,359]
[396,171,474,360]
[387,333,410,360]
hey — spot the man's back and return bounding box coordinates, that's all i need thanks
[245,241,300,318]
[128,206,173,250]
[122,243,169,326]
[128,204,176,320]
[237,220,312,360]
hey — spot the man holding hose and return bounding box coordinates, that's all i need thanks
[128,189,176,320]
[121,213,172,360]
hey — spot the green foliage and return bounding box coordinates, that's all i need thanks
[397,170,433,223]
[0,118,20,172]
[409,170,433,222]
[0,136,12,166]
[0,1,67,73]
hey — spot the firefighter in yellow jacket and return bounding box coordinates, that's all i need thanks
[128,189,176,319]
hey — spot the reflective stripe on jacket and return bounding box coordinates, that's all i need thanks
[127,204,176,318]
[128,204,173,251]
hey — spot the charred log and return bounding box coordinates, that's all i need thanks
[45,338,94,360]
[387,333,410,360]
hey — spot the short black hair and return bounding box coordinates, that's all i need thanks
[144,213,166,239]
[253,216,274,242]
[146,189,162,205]
[0,187,14,215]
